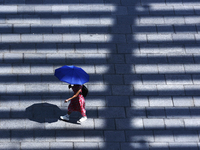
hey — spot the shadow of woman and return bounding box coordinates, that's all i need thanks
[25,103,62,123]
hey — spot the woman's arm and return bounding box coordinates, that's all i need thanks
[65,88,81,102]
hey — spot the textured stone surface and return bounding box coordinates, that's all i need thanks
[1,1,200,149]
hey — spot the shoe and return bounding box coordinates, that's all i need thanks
[60,115,69,121]
[77,116,87,123]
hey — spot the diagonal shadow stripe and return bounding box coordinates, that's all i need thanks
[0,74,196,83]
[0,26,112,34]
[0,128,199,136]
[0,89,200,96]
[2,0,200,4]
[1,56,199,64]
[0,10,199,16]
[3,12,112,17]
[3,0,114,4]
[0,107,200,119]
[0,40,198,44]
[0,25,199,34]
[0,10,112,14]
[0,43,199,50]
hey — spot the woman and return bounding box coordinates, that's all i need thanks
[60,84,87,123]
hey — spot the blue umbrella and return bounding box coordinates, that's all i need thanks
[54,65,89,85]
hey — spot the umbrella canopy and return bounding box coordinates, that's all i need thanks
[54,65,89,85]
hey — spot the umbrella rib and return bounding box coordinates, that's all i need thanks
[78,68,89,83]
[74,70,82,85]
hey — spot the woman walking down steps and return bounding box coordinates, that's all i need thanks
[54,65,89,123]
[60,84,87,123]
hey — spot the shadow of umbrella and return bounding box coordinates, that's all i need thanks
[25,103,62,123]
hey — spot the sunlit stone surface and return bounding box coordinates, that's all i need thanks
[1,0,200,149]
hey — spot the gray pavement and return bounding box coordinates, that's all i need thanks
[0,0,200,149]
